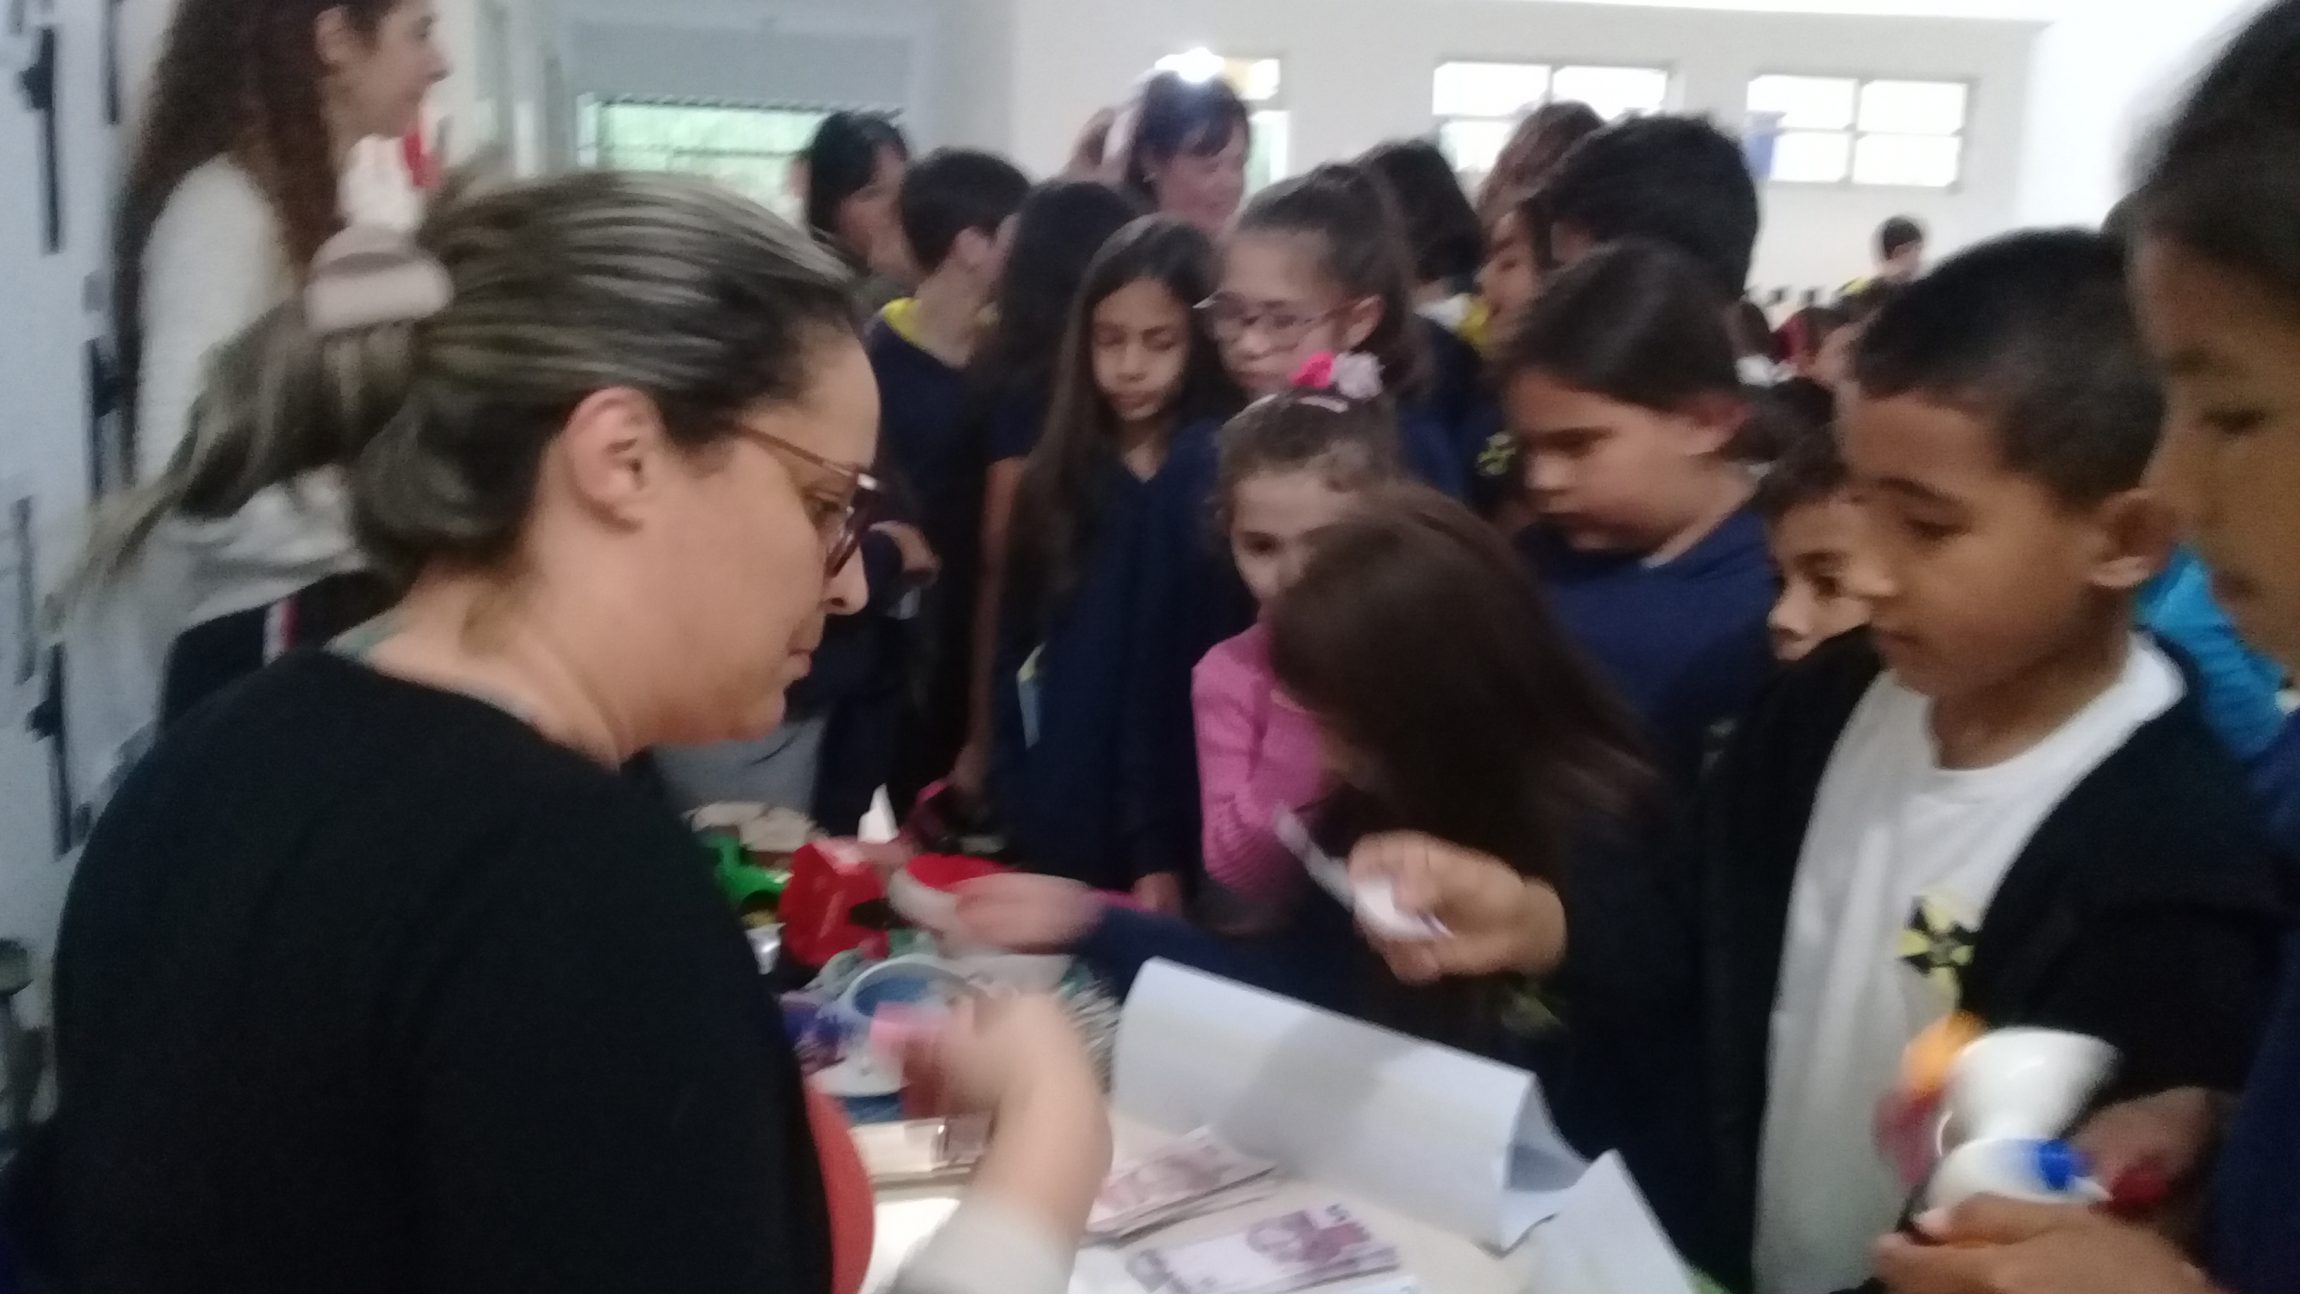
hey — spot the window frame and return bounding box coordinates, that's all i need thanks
[575,94,902,222]
[1743,71,1974,192]
[1431,58,1674,186]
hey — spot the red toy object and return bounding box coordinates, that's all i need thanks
[780,841,892,967]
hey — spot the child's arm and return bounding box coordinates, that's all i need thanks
[1193,653,1322,909]
[952,456,1025,798]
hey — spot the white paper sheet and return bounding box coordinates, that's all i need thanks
[1111,961,1586,1249]
[1522,1153,1699,1294]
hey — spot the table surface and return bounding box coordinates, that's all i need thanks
[864,1117,1535,1294]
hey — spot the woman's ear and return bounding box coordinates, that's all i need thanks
[2088,487,2179,593]
[550,387,674,530]
[1338,295,1385,352]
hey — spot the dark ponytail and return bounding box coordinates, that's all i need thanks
[1236,163,1432,399]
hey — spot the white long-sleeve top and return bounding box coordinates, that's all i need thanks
[133,158,291,482]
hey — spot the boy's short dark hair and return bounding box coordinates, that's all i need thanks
[1495,239,1741,410]
[899,149,1031,274]
[1535,115,1760,297]
[1754,417,1849,523]
[1851,228,2163,505]
[1878,215,1926,260]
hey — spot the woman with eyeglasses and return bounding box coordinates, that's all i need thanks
[28,173,1110,1294]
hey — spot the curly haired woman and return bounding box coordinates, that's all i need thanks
[63,1,448,816]
[120,0,449,482]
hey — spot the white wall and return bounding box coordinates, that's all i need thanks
[992,0,2038,298]
[0,0,542,1033]
[0,0,145,1028]
[2015,0,2267,226]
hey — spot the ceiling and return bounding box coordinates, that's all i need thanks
[1524,0,2067,18]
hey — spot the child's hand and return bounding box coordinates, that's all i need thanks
[1872,1197,2216,1294]
[952,874,1105,952]
[1131,871,1184,916]
[2073,1087,2228,1228]
[1346,832,1568,983]
[944,742,989,801]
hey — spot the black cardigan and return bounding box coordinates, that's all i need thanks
[1679,631,2290,1289]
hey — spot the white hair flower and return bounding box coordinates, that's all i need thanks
[1328,351,1384,402]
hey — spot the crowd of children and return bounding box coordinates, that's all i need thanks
[27,4,2300,1293]
[761,32,2300,1294]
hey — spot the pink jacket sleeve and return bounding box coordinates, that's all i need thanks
[1192,634,1328,909]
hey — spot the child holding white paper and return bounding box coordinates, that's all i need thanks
[1192,365,1401,926]
[954,487,1709,1251]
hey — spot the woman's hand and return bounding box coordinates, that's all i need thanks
[1872,1197,2218,1294]
[907,994,1112,1248]
[1346,832,1568,983]
[902,994,1099,1118]
[952,874,1105,952]
[1063,107,1118,180]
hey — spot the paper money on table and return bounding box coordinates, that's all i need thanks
[1125,1204,1402,1294]
[1088,1128,1279,1242]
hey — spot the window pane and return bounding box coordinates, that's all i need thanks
[1235,58,1283,104]
[1439,119,1518,179]
[1552,65,1669,121]
[1249,109,1290,191]
[1156,50,1282,103]
[1769,129,1852,183]
[1852,133,1962,187]
[1747,74,1856,131]
[1434,61,1550,118]
[1856,79,1967,136]
[587,101,833,223]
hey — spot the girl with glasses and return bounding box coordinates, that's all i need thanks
[1202,163,1467,497]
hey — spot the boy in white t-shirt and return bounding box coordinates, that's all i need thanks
[1675,231,2287,1294]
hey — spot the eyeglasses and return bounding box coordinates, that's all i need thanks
[736,425,882,576]
[1194,295,1343,348]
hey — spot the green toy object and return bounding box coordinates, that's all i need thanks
[709,834,790,918]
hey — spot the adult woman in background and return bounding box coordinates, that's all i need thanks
[69,0,446,816]
[799,110,914,312]
[34,172,1107,1294]
[122,0,448,482]
[1109,70,1252,235]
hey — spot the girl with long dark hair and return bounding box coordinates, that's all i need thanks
[981,215,1237,910]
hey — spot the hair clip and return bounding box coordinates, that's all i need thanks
[304,224,453,337]
[1290,350,1384,401]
